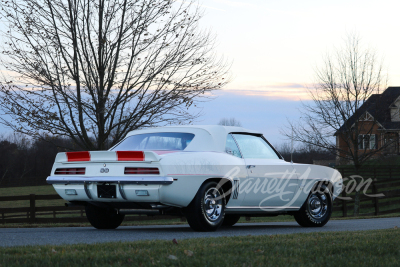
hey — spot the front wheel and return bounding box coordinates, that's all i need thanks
[85,204,125,229]
[185,181,226,232]
[294,185,332,227]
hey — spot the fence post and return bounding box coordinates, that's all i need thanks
[342,191,347,217]
[340,168,347,217]
[29,194,36,223]
[372,173,379,216]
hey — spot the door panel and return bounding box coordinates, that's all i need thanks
[241,159,298,208]
[230,134,299,209]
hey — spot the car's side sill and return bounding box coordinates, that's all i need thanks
[225,206,300,214]
[226,206,300,209]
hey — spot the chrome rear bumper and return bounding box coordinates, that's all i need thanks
[46,176,174,185]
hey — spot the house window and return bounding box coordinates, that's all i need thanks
[358,134,377,150]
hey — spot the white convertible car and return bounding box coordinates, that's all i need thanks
[47,125,343,231]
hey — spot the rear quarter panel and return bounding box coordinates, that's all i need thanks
[158,151,247,207]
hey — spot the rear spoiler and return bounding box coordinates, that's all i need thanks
[55,151,160,163]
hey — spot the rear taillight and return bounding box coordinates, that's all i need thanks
[55,168,86,175]
[124,167,160,175]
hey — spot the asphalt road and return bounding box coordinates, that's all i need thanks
[0,217,399,247]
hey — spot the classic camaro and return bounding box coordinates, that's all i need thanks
[47,125,343,231]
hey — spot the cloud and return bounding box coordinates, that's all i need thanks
[211,0,257,8]
[176,0,226,11]
[221,82,312,101]
[264,83,308,89]
[199,3,226,11]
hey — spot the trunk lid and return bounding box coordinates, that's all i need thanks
[54,150,161,163]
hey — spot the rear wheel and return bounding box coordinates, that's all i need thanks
[222,214,241,227]
[294,185,332,227]
[85,204,125,229]
[185,181,226,232]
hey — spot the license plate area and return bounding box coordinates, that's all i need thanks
[97,184,117,198]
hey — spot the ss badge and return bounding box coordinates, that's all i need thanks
[100,168,109,173]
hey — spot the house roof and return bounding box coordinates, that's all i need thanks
[336,87,400,134]
[380,121,400,130]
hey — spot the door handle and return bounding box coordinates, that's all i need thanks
[246,165,256,169]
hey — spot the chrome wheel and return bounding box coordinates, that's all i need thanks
[307,193,328,219]
[294,184,332,227]
[203,187,223,222]
[185,181,226,231]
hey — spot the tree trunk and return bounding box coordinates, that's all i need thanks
[353,166,361,216]
[353,190,360,216]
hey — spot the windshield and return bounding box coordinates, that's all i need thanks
[111,132,195,151]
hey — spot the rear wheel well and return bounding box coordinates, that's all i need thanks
[201,178,233,204]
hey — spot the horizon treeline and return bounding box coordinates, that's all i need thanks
[0,134,87,187]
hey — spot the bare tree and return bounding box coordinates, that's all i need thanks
[281,34,391,215]
[275,142,333,164]
[218,117,242,127]
[0,0,230,150]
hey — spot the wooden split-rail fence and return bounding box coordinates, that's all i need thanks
[1,167,399,224]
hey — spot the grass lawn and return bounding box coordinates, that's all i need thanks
[0,185,63,209]
[0,228,399,266]
[0,185,56,196]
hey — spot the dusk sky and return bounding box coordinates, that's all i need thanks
[1,0,400,145]
[191,0,400,145]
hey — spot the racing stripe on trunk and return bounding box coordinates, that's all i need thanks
[66,151,91,162]
[116,151,145,161]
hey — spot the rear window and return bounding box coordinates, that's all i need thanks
[111,132,195,151]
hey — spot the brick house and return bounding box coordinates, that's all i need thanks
[335,87,400,162]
